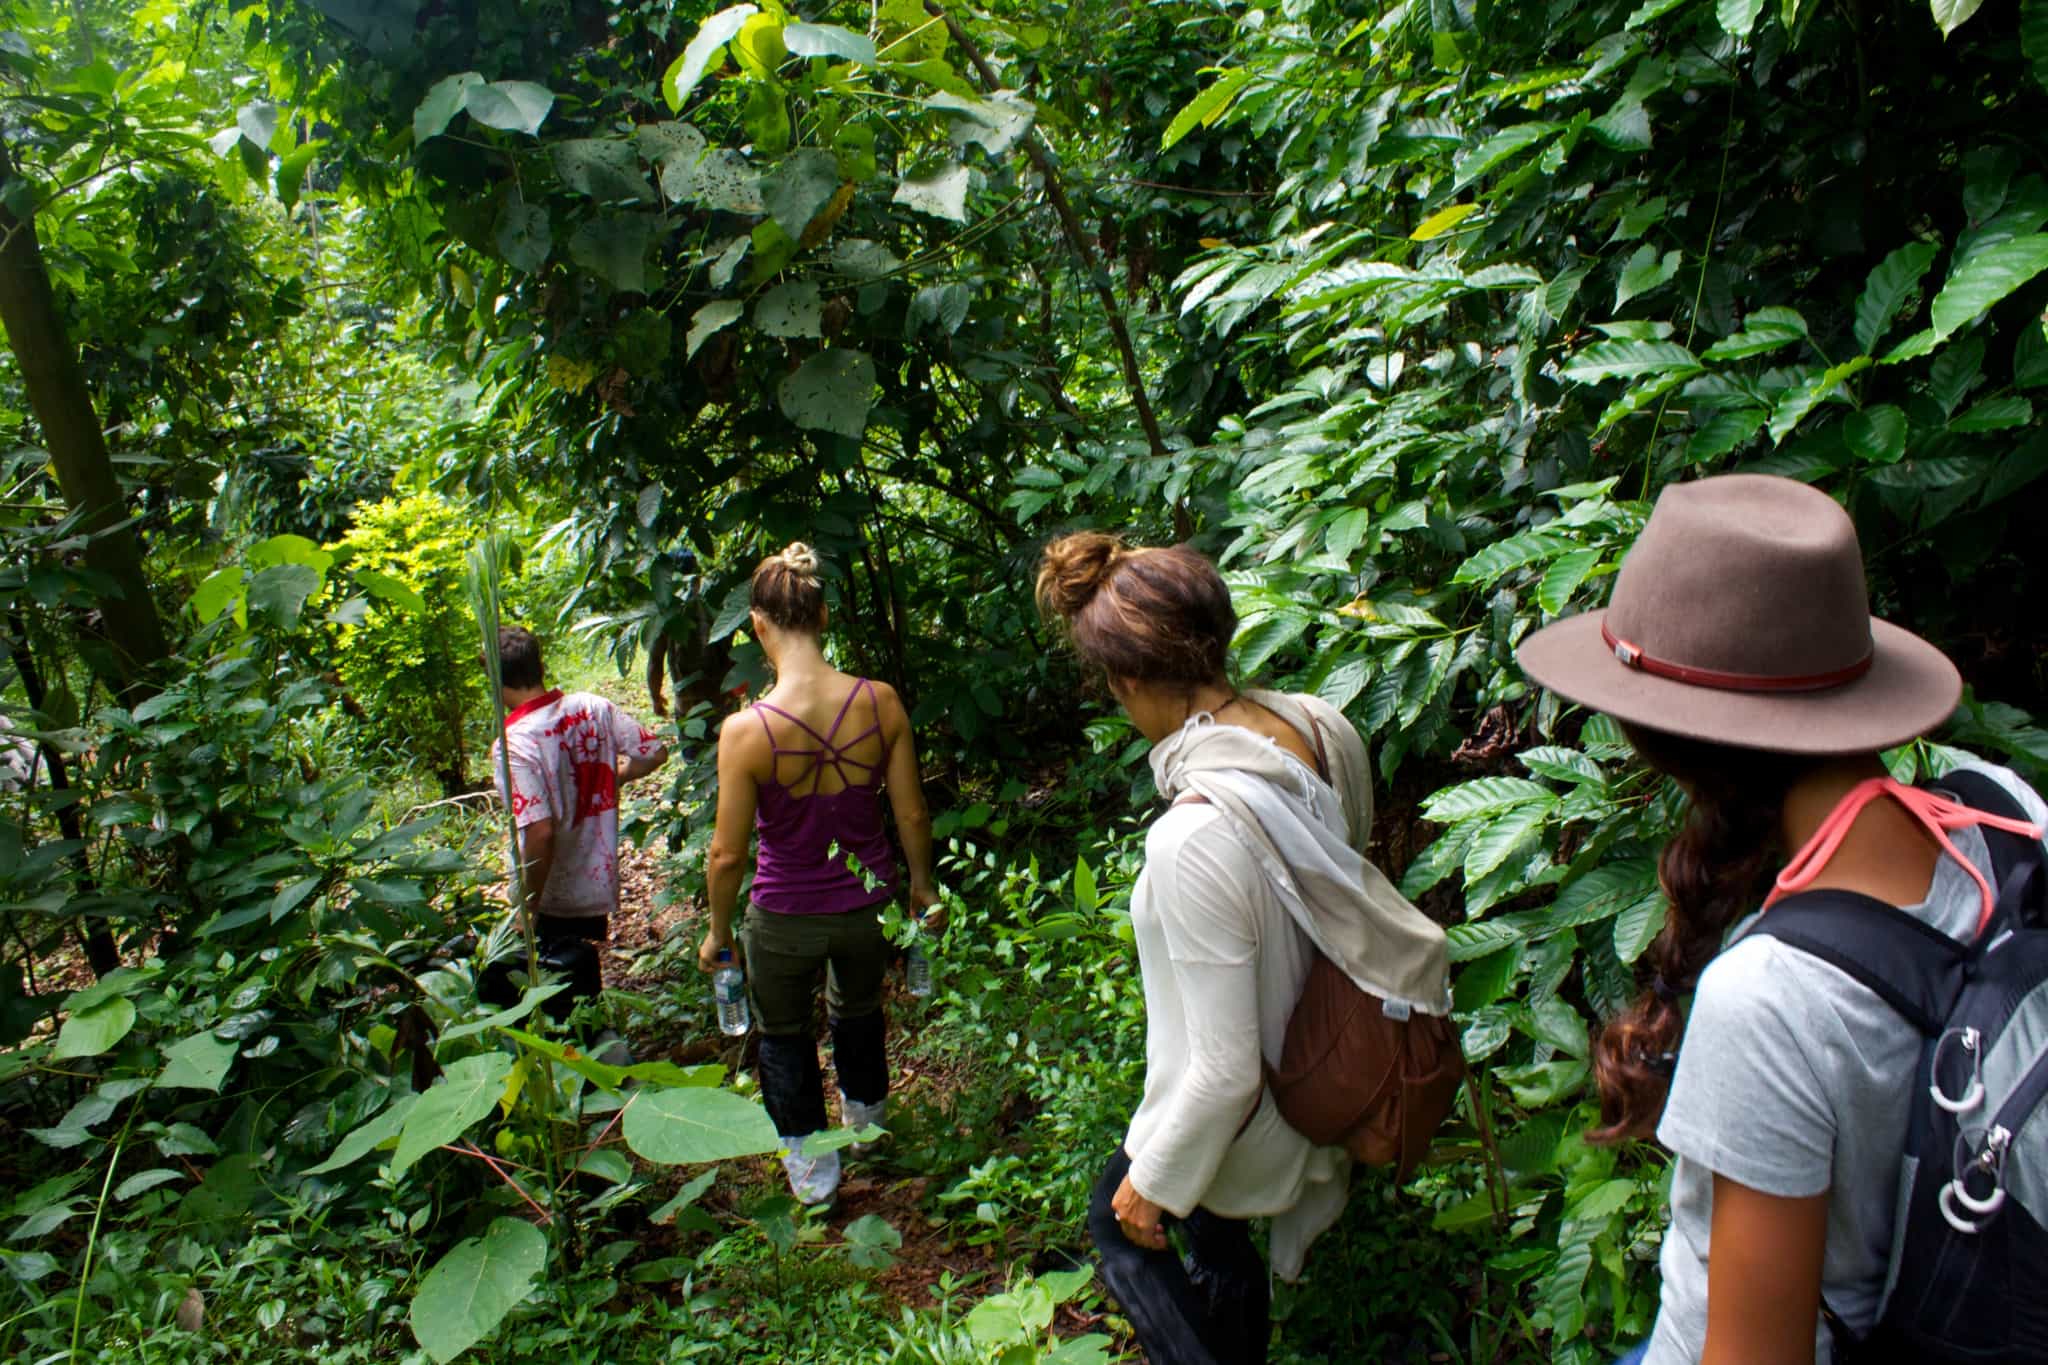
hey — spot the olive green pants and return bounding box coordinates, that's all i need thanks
[741,901,892,1135]
[740,901,890,1037]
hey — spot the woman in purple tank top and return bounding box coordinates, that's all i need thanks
[700,543,937,1204]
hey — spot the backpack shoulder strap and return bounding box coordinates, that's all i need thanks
[1742,890,1969,1036]
[1926,767,2032,884]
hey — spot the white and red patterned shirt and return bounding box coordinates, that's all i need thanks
[492,690,663,918]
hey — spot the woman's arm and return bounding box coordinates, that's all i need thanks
[876,682,937,917]
[1701,1175,1830,1365]
[700,714,761,970]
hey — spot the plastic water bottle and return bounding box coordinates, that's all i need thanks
[712,949,749,1036]
[904,936,934,999]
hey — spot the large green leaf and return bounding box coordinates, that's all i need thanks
[1162,68,1251,152]
[686,300,743,359]
[783,22,877,64]
[1930,0,1986,36]
[1560,339,1700,383]
[1452,122,1558,190]
[552,140,656,203]
[464,81,554,136]
[392,1053,513,1177]
[53,998,136,1060]
[777,348,876,438]
[409,1217,547,1364]
[1845,404,1908,464]
[1717,0,1767,37]
[620,1086,780,1164]
[306,1093,417,1175]
[1421,776,1554,821]
[1614,244,1680,308]
[414,73,483,144]
[1464,799,1557,883]
[568,216,657,293]
[157,1032,236,1092]
[755,280,822,338]
[494,201,550,273]
[2025,0,2048,91]
[1702,306,1807,361]
[1931,235,2048,339]
[665,5,758,113]
[761,149,840,240]
[892,163,970,223]
[1853,242,1939,354]
[247,563,322,627]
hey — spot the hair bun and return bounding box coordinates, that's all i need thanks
[778,542,821,577]
[1035,531,1126,620]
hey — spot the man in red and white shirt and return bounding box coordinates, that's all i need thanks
[490,628,667,984]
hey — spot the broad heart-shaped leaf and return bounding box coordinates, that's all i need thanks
[1845,403,1908,463]
[1717,0,1767,35]
[761,149,840,240]
[943,94,1037,158]
[755,281,822,338]
[1932,234,2048,339]
[891,163,970,223]
[1853,241,1939,354]
[686,300,743,359]
[414,73,483,144]
[463,81,554,136]
[828,238,901,281]
[237,100,280,151]
[52,997,135,1060]
[157,1032,236,1092]
[306,1093,417,1175]
[190,566,245,624]
[569,215,657,293]
[392,1053,513,1177]
[777,348,876,438]
[552,139,655,203]
[1560,338,1700,383]
[409,1217,546,1364]
[1931,0,1986,36]
[621,1086,779,1165]
[783,21,877,64]
[664,4,757,113]
[493,200,549,273]
[247,563,321,627]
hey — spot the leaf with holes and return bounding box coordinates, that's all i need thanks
[755,281,822,338]
[777,349,875,438]
[892,163,970,223]
[494,200,549,273]
[409,1217,546,1364]
[761,149,840,240]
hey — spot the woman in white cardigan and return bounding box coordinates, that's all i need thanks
[1037,533,1403,1365]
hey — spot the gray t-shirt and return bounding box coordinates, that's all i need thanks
[1646,762,2048,1365]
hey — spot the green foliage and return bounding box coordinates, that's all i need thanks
[329,492,491,791]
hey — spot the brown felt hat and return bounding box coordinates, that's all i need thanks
[1516,474,1961,755]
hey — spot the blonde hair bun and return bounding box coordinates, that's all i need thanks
[778,542,821,577]
[1035,531,1126,620]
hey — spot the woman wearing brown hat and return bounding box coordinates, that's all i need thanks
[1037,533,1453,1365]
[1517,474,2047,1364]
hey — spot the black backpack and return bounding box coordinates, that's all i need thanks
[1743,769,2048,1363]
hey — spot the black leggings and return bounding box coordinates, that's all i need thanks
[1088,1149,1270,1365]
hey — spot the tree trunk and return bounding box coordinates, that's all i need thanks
[0,136,169,702]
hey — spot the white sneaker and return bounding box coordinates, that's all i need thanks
[839,1093,887,1158]
[779,1134,841,1205]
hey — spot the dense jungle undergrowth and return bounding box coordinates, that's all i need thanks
[5,0,2048,1360]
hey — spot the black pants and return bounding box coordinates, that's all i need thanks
[1088,1149,1270,1365]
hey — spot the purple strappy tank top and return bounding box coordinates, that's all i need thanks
[749,678,899,915]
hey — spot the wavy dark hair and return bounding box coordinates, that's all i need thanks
[1588,723,1818,1143]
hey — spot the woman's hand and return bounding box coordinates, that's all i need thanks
[697,928,733,973]
[910,881,946,934]
[1111,1174,1167,1250]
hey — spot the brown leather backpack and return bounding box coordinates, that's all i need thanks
[1205,712,1466,1177]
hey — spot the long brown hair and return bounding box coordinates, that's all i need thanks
[1589,724,1816,1142]
[1034,532,1235,687]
